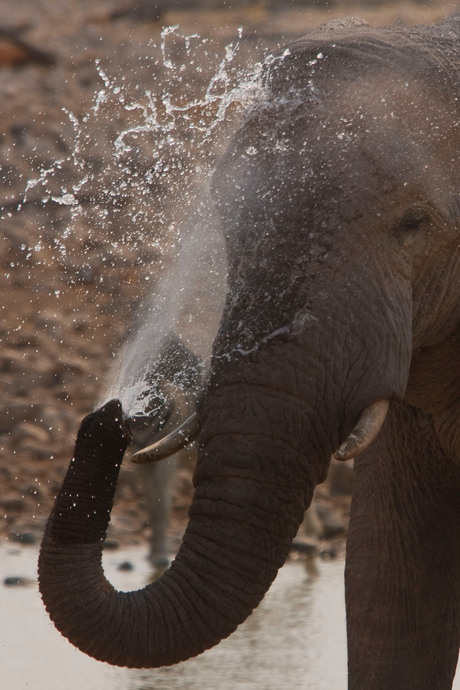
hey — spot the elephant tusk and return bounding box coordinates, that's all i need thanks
[334,399,389,461]
[130,413,200,464]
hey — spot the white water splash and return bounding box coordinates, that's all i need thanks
[103,191,227,419]
[18,26,290,421]
[93,27,268,419]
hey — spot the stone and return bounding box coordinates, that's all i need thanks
[0,498,26,513]
[3,576,35,586]
[12,422,51,446]
[10,531,37,545]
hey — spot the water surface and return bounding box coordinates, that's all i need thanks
[1,545,458,689]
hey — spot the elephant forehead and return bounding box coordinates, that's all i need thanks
[214,26,459,219]
[269,23,459,112]
[218,88,451,197]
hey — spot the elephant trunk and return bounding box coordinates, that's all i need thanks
[38,392,320,668]
[38,264,409,668]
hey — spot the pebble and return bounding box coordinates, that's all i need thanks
[12,422,51,446]
[103,540,120,551]
[3,576,36,587]
[11,532,38,545]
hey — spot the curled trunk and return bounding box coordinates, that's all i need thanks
[38,398,314,668]
[38,293,406,668]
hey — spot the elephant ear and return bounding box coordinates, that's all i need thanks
[407,332,460,462]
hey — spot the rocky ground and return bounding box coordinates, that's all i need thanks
[1,0,458,556]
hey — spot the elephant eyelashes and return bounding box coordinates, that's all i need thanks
[391,207,433,248]
[397,208,429,237]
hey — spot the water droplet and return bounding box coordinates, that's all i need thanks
[51,192,76,206]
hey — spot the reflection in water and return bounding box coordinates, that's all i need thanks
[1,545,459,690]
[126,555,346,690]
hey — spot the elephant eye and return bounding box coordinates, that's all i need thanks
[398,208,429,234]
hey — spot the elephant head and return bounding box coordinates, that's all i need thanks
[38,18,460,673]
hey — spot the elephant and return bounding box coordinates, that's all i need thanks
[128,333,322,566]
[38,16,460,689]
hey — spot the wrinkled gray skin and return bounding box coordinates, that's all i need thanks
[130,334,320,567]
[38,18,460,689]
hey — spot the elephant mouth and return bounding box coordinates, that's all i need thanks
[131,398,390,464]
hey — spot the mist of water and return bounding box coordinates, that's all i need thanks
[94,28,267,420]
[102,191,227,419]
